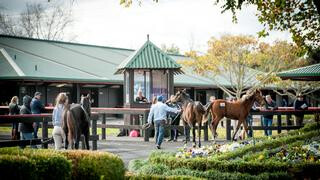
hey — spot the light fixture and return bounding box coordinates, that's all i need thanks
[56,83,67,88]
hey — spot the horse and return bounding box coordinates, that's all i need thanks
[62,94,91,150]
[171,89,206,147]
[205,89,265,141]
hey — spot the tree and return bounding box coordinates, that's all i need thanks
[214,0,320,58]
[161,44,180,54]
[0,2,74,41]
[180,34,305,99]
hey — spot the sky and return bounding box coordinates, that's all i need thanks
[0,0,292,53]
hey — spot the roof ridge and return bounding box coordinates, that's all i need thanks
[0,42,103,79]
[0,48,25,76]
[0,34,135,52]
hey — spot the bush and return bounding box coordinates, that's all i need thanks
[0,155,36,180]
[61,150,125,180]
[128,159,149,172]
[0,147,125,180]
[0,148,71,180]
[125,172,202,180]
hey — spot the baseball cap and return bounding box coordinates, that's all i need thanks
[34,92,42,96]
[157,95,163,102]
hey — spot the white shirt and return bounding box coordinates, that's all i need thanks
[147,102,178,123]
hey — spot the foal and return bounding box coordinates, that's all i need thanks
[171,89,206,147]
[205,89,265,141]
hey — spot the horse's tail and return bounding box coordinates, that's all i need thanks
[66,110,76,148]
[202,102,213,123]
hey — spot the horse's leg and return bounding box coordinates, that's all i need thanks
[198,122,201,148]
[192,125,196,148]
[242,118,249,140]
[232,121,242,141]
[75,133,81,150]
[183,120,189,144]
[85,126,90,150]
[210,116,221,142]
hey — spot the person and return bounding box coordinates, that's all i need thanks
[31,92,45,139]
[52,93,68,150]
[147,95,180,149]
[19,95,34,148]
[293,94,308,126]
[166,95,181,142]
[135,89,148,103]
[9,96,20,140]
[262,95,277,136]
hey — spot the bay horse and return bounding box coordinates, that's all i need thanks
[205,89,265,141]
[171,89,206,147]
[62,94,91,150]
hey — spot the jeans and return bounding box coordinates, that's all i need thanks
[263,117,273,136]
[33,122,40,138]
[155,120,165,146]
[246,115,253,138]
[21,132,35,148]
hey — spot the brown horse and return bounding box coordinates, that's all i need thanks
[171,89,206,147]
[62,94,91,150]
[205,89,265,141]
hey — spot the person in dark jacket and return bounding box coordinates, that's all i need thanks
[263,95,277,136]
[166,95,181,142]
[20,95,34,148]
[293,94,308,126]
[9,96,20,140]
[31,92,45,138]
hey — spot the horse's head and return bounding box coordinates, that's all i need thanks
[81,94,91,117]
[171,89,191,104]
[251,89,265,106]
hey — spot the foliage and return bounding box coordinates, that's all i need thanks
[0,148,125,180]
[161,44,180,54]
[181,35,303,99]
[0,148,71,180]
[214,0,320,54]
[0,2,74,40]
[0,155,37,180]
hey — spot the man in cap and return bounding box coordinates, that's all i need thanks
[31,92,45,139]
[147,95,180,149]
[293,94,308,126]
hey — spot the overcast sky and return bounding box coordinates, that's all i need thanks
[1,0,291,53]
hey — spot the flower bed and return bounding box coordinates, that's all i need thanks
[130,123,320,179]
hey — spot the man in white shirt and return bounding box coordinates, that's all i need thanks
[147,95,180,149]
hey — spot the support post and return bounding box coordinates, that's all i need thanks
[143,111,149,142]
[102,114,106,140]
[204,122,208,141]
[226,118,231,140]
[42,118,48,149]
[277,115,282,134]
[92,116,98,150]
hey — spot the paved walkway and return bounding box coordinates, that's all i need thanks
[97,136,226,167]
[0,133,226,167]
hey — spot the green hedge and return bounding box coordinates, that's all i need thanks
[0,148,125,180]
[0,155,37,179]
[129,160,292,180]
[125,172,203,180]
[61,150,125,180]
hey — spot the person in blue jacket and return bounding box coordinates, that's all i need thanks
[31,92,45,139]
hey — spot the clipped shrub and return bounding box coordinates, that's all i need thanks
[0,148,71,180]
[61,150,125,180]
[0,155,36,180]
[125,171,202,180]
[0,147,125,180]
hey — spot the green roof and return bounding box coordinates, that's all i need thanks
[0,35,215,87]
[277,63,320,81]
[115,39,182,74]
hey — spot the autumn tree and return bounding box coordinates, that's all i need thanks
[0,2,74,41]
[214,0,320,59]
[181,34,305,99]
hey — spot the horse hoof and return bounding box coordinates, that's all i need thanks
[192,143,196,148]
